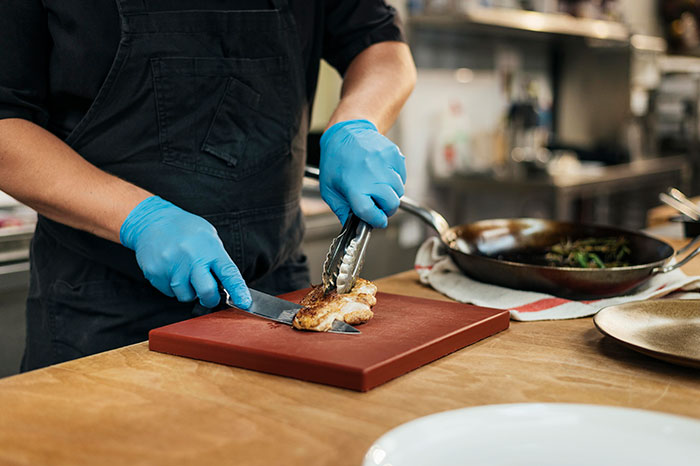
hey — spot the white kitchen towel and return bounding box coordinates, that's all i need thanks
[415,237,700,321]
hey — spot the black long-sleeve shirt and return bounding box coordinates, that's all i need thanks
[0,0,403,138]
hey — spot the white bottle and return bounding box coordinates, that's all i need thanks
[431,100,471,177]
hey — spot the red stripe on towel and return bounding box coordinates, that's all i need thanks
[513,297,570,313]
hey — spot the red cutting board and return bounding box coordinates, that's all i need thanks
[149,291,509,391]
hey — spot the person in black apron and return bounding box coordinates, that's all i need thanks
[0,1,415,371]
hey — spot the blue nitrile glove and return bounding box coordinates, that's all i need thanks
[120,196,252,309]
[319,119,407,228]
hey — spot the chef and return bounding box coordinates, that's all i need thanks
[0,1,415,371]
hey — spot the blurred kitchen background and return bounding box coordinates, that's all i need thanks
[3,0,700,375]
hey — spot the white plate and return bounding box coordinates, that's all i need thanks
[363,403,700,466]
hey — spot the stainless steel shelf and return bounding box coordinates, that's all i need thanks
[0,224,33,289]
[0,224,35,240]
[0,249,29,264]
[0,224,34,258]
[430,156,689,226]
[410,7,629,43]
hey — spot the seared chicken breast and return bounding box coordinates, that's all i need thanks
[292,278,378,332]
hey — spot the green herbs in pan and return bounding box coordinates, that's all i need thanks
[545,237,631,269]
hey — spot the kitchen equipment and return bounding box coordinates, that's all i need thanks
[303,166,372,295]
[398,197,700,299]
[363,403,700,466]
[659,192,700,221]
[149,290,509,391]
[0,223,34,266]
[594,299,700,368]
[322,214,372,294]
[414,236,700,321]
[668,187,700,218]
[221,287,360,334]
[671,215,700,238]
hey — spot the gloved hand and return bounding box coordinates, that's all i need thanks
[320,119,407,228]
[120,196,252,309]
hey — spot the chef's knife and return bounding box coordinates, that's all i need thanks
[222,288,361,335]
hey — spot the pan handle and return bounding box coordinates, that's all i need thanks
[676,233,700,255]
[652,235,700,274]
[399,196,451,236]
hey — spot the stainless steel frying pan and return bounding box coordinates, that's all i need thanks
[399,198,700,299]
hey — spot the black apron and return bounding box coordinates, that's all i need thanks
[22,0,310,371]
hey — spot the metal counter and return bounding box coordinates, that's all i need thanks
[431,156,690,228]
[0,224,33,377]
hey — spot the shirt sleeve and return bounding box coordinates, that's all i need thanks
[0,0,50,126]
[323,0,405,76]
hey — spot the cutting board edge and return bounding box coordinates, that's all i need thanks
[149,322,384,374]
[149,331,369,390]
[359,309,511,391]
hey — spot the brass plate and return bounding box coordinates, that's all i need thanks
[594,300,700,369]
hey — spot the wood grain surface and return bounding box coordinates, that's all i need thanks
[1,239,699,466]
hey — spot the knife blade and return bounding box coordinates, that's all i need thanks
[222,288,360,334]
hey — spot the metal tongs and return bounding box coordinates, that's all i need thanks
[659,188,700,221]
[303,166,372,295]
[322,214,372,295]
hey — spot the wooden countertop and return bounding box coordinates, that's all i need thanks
[1,239,700,466]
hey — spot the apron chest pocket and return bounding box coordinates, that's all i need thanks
[151,56,292,180]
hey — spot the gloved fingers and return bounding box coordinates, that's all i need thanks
[349,192,388,229]
[321,187,351,225]
[380,145,407,184]
[380,168,406,199]
[170,276,197,303]
[368,157,405,198]
[166,260,196,302]
[371,184,401,218]
[190,265,221,308]
[212,255,252,309]
[333,205,350,226]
